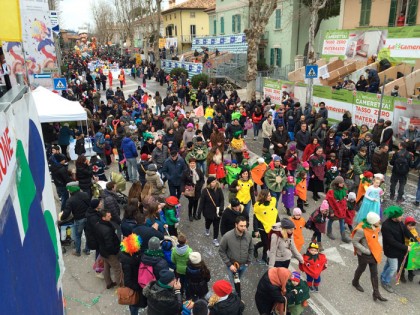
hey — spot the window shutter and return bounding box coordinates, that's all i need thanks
[232,16,236,33]
[407,0,418,26]
[388,0,398,26]
[237,15,241,32]
[214,19,217,35]
[359,0,372,26]
[275,9,281,29]
[221,17,224,34]
[276,48,282,67]
[270,49,274,66]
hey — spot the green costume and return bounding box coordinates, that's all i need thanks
[225,165,241,185]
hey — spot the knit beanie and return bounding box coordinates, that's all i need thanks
[213,280,232,297]
[90,199,100,209]
[281,218,295,229]
[383,206,404,219]
[207,176,216,185]
[159,270,175,285]
[320,200,329,210]
[366,212,380,225]
[189,252,202,264]
[148,236,161,251]
[347,192,356,201]
[290,271,301,282]
[293,208,302,216]
[257,157,265,164]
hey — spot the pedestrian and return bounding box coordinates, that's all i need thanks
[354,177,383,224]
[255,267,293,315]
[162,196,179,236]
[282,176,296,216]
[229,168,255,216]
[192,137,209,175]
[197,176,224,247]
[171,233,193,296]
[145,203,167,234]
[295,123,310,160]
[351,212,388,302]
[145,164,165,198]
[75,154,93,198]
[143,270,183,315]
[208,280,245,315]
[295,170,307,212]
[271,124,289,160]
[94,209,123,289]
[58,123,73,158]
[50,149,72,211]
[162,150,187,199]
[308,146,326,201]
[306,200,329,251]
[89,155,107,181]
[181,158,205,221]
[119,233,147,314]
[121,204,139,237]
[60,181,91,256]
[141,236,170,280]
[121,133,138,182]
[372,119,385,146]
[268,219,304,268]
[101,181,122,237]
[132,212,164,253]
[380,206,414,293]
[291,208,306,253]
[264,155,286,207]
[401,217,420,283]
[118,70,125,89]
[253,189,279,264]
[353,146,369,188]
[371,144,389,175]
[262,114,275,150]
[74,131,86,156]
[185,252,211,301]
[299,241,327,292]
[284,144,300,176]
[286,271,311,315]
[219,216,253,287]
[389,142,412,203]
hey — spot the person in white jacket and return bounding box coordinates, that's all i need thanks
[262,114,275,150]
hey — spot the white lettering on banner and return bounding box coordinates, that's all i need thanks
[0,113,16,199]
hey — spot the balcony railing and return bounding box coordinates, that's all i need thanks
[181,35,196,43]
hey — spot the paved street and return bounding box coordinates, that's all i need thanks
[61,76,420,315]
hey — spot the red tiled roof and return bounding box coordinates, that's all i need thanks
[163,0,216,14]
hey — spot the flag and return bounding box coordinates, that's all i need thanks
[194,105,204,117]
[0,0,22,42]
[406,242,420,270]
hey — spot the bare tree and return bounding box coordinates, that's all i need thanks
[144,0,163,67]
[114,0,144,47]
[244,0,279,101]
[91,0,116,45]
[307,0,327,64]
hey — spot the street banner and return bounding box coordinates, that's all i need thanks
[192,33,247,53]
[321,26,420,65]
[159,38,166,49]
[0,90,65,314]
[407,242,420,270]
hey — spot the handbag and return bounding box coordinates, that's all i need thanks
[117,286,139,305]
[184,185,195,197]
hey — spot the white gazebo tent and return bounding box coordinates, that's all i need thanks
[32,86,91,160]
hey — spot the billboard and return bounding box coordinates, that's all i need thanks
[321,25,420,65]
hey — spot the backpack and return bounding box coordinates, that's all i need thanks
[394,152,410,176]
[138,262,156,288]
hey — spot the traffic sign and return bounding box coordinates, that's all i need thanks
[305,65,318,79]
[53,78,67,90]
[34,73,52,79]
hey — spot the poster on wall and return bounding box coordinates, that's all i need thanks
[353,92,394,128]
[321,25,420,65]
[262,78,296,105]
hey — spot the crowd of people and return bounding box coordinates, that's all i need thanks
[45,51,420,315]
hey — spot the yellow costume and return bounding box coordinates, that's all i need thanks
[254,197,278,233]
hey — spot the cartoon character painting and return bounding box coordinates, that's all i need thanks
[31,19,56,68]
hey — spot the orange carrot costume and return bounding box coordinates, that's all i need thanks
[291,216,306,252]
[295,177,307,202]
[251,162,267,186]
[356,172,373,203]
[351,222,382,263]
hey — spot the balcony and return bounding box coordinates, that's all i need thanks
[181,35,196,43]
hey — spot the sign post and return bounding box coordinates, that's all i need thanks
[305,65,318,105]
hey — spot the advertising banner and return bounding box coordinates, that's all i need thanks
[353,92,394,128]
[192,33,248,53]
[161,60,203,78]
[262,78,296,106]
[321,25,420,65]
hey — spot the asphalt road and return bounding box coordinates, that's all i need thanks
[60,76,420,315]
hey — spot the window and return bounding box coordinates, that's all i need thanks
[190,11,196,18]
[190,25,196,37]
[174,13,176,19]
[213,19,217,35]
[359,0,372,26]
[270,48,282,67]
[232,14,241,33]
[220,17,225,34]
[275,9,281,29]
[388,0,418,26]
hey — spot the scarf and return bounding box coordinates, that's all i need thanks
[334,188,347,201]
[158,280,173,289]
[268,267,291,294]
[145,249,164,257]
[190,167,199,185]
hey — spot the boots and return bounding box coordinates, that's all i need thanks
[372,271,388,302]
[318,242,324,252]
[341,231,351,243]
[327,225,336,240]
[352,279,364,292]
[400,271,407,283]
[352,265,365,292]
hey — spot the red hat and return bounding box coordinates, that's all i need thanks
[141,153,148,161]
[212,280,232,297]
[405,216,416,225]
[165,196,179,206]
[363,171,373,178]
[105,134,110,139]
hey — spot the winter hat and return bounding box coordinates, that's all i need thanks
[231,159,238,165]
[320,200,329,210]
[281,218,295,229]
[363,171,373,178]
[159,270,175,285]
[213,280,232,297]
[257,157,265,164]
[120,233,141,256]
[290,271,301,282]
[347,192,356,201]
[148,236,161,251]
[374,173,384,181]
[273,155,282,162]
[192,299,208,315]
[302,161,309,168]
[187,123,194,128]
[287,176,294,183]
[166,196,179,206]
[343,138,351,145]
[333,176,344,184]
[384,206,404,219]
[90,199,100,209]
[289,144,296,151]
[66,181,80,193]
[141,153,148,161]
[230,198,241,208]
[293,208,302,216]
[189,252,202,264]
[147,164,157,171]
[366,212,381,225]
[405,216,416,225]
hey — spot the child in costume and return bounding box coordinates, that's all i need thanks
[299,241,328,292]
[306,200,329,252]
[225,160,241,186]
[346,192,357,231]
[354,177,383,225]
[163,196,180,236]
[171,233,193,296]
[291,208,306,252]
[282,176,296,216]
[325,152,339,171]
[356,171,374,204]
[230,131,246,165]
[295,170,307,212]
[325,166,339,192]
[251,157,267,195]
[401,216,420,283]
[286,271,310,315]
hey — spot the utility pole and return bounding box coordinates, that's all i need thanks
[48,0,62,76]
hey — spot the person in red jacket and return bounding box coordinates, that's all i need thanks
[252,107,264,140]
[284,144,300,176]
[299,241,327,292]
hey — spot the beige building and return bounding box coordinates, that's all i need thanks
[340,0,420,29]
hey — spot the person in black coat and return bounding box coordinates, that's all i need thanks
[141,236,169,279]
[197,177,225,246]
[101,182,122,227]
[74,132,86,156]
[85,199,102,254]
[50,153,72,211]
[220,198,249,236]
[132,213,164,254]
[208,280,244,315]
[185,252,211,301]
[95,209,123,289]
[75,155,93,198]
[271,124,290,160]
[255,268,294,315]
[337,111,352,133]
[181,158,205,221]
[138,155,152,187]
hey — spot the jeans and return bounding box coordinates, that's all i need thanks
[197,160,207,175]
[270,190,281,207]
[169,184,182,199]
[253,123,261,137]
[327,218,346,234]
[155,104,161,115]
[242,201,251,217]
[416,176,420,202]
[380,256,399,285]
[129,305,140,315]
[390,174,407,200]
[74,218,88,254]
[126,157,138,181]
[56,186,69,211]
[227,264,248,289]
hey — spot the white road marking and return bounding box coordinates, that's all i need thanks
[322,247,345,266]
[339,243,354,252]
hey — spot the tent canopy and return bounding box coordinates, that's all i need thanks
[32,86,87,123]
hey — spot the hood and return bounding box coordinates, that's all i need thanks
[146,170,157,176]
[214,294,240,310]
[186,263,201,276]
[122,137,132,145]
[143,281,174,301]
[141,253,162,266]
[175,244,189,256]
[226,205,244,214]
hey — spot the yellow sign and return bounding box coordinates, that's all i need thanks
[135,53,141,65]
[159,38,166,49]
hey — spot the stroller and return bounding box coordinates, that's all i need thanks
[57,213,75,254]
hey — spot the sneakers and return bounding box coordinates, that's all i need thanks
[309,286,315,292]
[72,251,81,257]
[96,272,104,279]
[83,249,90,255]
[213,239,220,247]
[205,229,210,236]
[381,282,395,293]
[314,286,319,292]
